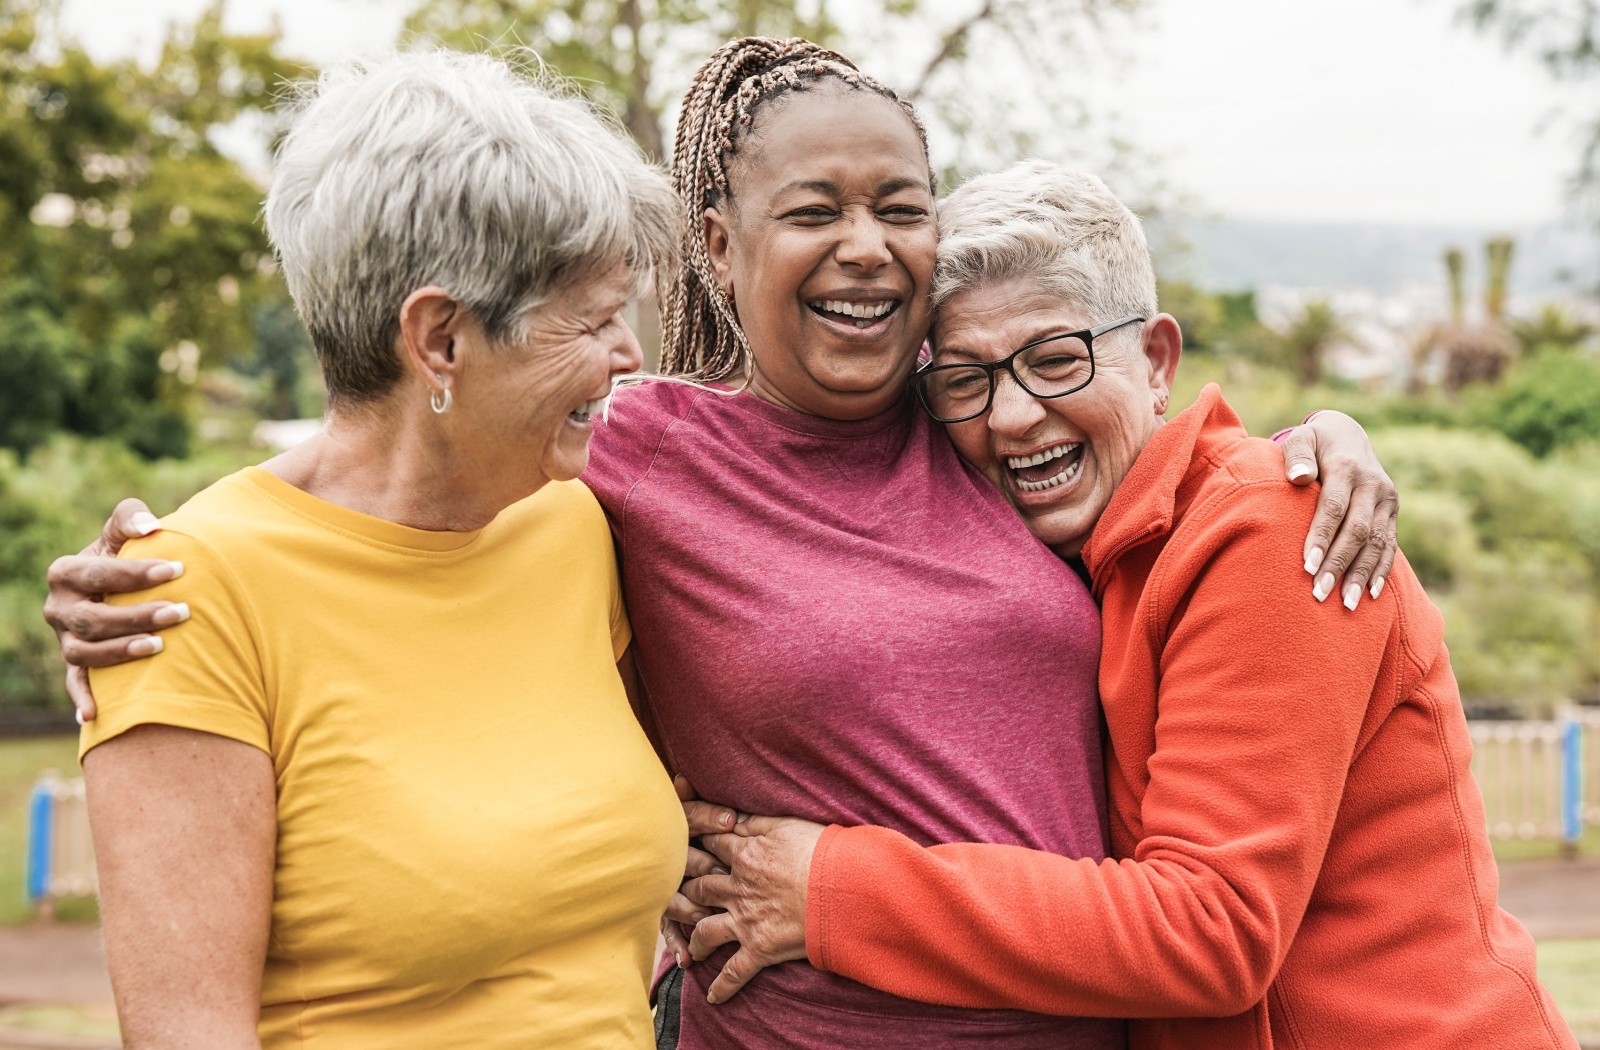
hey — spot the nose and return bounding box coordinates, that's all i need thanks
[987,370,1046,439]
[609,314,645,376]
[835,210,892,272]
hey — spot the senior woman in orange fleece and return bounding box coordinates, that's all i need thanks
[678,162,1578,1049]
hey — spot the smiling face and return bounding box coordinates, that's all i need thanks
[933,279,1182,556]
[704,82,937,420]
[455,264,642,489]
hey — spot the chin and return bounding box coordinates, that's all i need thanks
[1019,503,1096,555]
[813,351,916,393]
[542,445,591,483]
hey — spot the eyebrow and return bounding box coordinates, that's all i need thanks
[932,326,1082,362]
[775,176,931,197]
[776,179,841,196]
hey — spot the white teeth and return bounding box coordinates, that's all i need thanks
[810,299,894,319]
[1005,443,1078,471]
[569,396,608,419]
[1015,454,1084,492]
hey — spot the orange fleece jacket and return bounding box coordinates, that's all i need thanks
[805,386,1576,1049]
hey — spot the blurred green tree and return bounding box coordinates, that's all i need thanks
[1488,351,1600,456]
[1464,0,1600,228]
[1511,302,1595,354]
[0,0,309,457]
[401,0,1145,187]
[1280,299,1348,387]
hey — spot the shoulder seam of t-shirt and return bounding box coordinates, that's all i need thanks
[142,523,277,718]
[618,386,718,551]
[244,470,492,560]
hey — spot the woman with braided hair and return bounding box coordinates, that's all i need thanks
[46,37,1403,1050]
[591,36,1401,1049]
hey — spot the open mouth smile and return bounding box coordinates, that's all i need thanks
[806,298,902,332]
[1005,442,1084,493]
[567,396,608,425]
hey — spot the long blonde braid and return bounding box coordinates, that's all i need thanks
[657,37,931,380]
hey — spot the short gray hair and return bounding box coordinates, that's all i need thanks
[265,49,680,405]
[932,162,1157,337]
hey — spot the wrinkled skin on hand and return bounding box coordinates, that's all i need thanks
[680,814,825,1004]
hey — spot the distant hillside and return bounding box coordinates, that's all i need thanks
[1153,218,1599,297]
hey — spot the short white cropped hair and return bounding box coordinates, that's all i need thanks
[932,162,1157,341]
[265,49,680,404]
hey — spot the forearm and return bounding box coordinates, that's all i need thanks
[85,725,275,1049]
[809,502,1389,1018]
[808,826,1283,1018]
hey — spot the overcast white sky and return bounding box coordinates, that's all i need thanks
[55,0,1589,226]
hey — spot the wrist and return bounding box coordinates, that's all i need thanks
[1272,408,1329,444]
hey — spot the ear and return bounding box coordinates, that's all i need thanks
[397,286,465,395]
[1141,313,1183,409]
[703,206,735,294]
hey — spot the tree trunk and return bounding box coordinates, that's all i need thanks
[618,0,665,159]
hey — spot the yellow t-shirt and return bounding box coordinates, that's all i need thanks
[84,467,686,1049]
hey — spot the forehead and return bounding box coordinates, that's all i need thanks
[729,86,929,198]
[934,280,1095,353]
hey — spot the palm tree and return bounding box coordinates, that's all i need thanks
[1281,300,1349,386]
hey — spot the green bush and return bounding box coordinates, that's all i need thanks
[1370,427,1600,711]
[0,436,258,712]
[1485,352,1600,457]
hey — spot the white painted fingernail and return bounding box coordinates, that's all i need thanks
[1343,584,1361,611]
[1314,573,1335,602]
[128,636,164,657]
[1370,576,1385,600]
[130,512,162,536]
[152,602,190,626]
[75,709,87,726]
[1304,548,1323,575]
[1288,463,1315,482]
[148,560,184,582]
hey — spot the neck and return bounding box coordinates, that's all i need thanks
[738,358,912,422]
[263,393,542,533]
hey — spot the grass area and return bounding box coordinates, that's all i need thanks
[0,734,96,924]
[1539,939,1600,1037]
[1493,825,1600,863]
[0,1002,119,1040]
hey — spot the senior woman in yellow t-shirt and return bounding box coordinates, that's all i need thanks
[76,51,687,1049]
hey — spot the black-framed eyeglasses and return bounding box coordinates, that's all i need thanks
[913,315,1146,423]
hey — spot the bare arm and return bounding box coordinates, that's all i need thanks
[84,725,276,1049]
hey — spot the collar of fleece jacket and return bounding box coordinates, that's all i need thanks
[1082,383,1243,600]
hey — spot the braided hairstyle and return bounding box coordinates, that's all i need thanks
[658,37,932,380]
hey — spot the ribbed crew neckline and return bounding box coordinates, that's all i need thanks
[242,466,488,554]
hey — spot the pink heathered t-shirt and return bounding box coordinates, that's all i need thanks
[584,382,1123,1050]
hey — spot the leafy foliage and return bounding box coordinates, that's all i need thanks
[0,0,309,458]
[401,0,1152,197]
[1489,351,1600,456]
[1464,0,1600,226]
[0,436,260,711]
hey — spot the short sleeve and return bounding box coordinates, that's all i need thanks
[583,382,707,533]
[82,529,271,760]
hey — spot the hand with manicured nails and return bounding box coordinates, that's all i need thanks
[1278,410,1400,610]
[43,498,192,722]
[681,814,825,1004]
